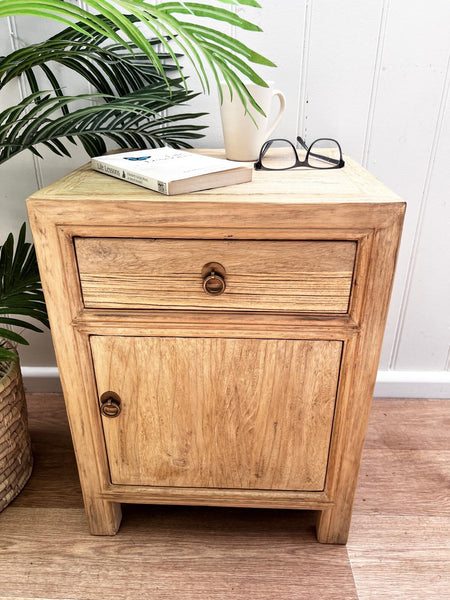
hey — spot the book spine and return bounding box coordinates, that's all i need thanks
[91,159,169,195]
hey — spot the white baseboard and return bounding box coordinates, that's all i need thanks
[21,366,62,393]
[374,370,450,399]
[21,366,450,398]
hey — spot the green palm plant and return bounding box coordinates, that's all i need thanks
[0,18,209,163]
[0,1,275,164]
[0,223,49,374]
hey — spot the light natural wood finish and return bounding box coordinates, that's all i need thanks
[27,151,403,204]
[76,238,356,313]
[25,219,121,535]
[91,336,341,490]
[100,484,333,510]
[353,449,450,516]
[363,398,450,450]
[348,515,450,600]
[316,211,405,543]
[27,150,405,543]
[0,506,357,600]
[74,313,360,340]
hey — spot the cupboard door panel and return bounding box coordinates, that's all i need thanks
[91,336,342,491]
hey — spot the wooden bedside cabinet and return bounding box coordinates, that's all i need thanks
[27,151,405,544]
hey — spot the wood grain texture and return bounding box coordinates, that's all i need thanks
[353,449,450,516]
[27,152,403,204]
[75,238,356,313]
[100,484,332,510]
[73,310,360,340]
[0,506,357,600]
[354,398,450,517]
[91,336,342,490]
[363,398,450,450]
[316,210,405,544]
[348,515,450,600]
[26,217,122,534]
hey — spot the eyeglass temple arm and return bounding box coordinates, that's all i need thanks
[308,151,342,165]
[259,141,272,160]
[296,136,309,151]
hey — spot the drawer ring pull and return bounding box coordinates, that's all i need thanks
[203,269,226,296]
[100,391,121,418]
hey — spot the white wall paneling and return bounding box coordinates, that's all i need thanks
[0,1,449,396]
[360,0,450,378]
[391,58,450,371]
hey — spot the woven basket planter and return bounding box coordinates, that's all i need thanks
[0,355,33,512]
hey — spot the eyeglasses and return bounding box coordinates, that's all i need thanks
[254,136,345,171]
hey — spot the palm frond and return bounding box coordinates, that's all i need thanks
[0,223,49,364]
[0,85,207,164]
[0,17,176,98]
[0,1,275,112]
[0,14,209,161]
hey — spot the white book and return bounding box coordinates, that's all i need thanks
[91,147,252,195]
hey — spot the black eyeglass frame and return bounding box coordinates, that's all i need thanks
[254,136,345,171]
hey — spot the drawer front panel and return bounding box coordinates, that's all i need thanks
[75,238,356,313]
[91,335,342,491]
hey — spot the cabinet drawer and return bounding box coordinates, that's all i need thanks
[91,336,342,491]
[75,238,356,313]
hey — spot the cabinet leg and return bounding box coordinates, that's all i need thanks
[315,504,352,544]
[83,497,122,535]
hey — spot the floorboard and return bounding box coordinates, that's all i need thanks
[348,515,450,600]
[0,395,448,600]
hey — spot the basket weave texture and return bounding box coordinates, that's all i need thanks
[0,356,33,511]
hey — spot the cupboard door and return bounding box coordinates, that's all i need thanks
[91,336,342,491]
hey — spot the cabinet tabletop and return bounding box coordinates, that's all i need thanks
[27,149,403,205]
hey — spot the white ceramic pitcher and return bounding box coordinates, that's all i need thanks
[219,81,286,161]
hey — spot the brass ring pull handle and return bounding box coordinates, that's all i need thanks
[203,269,226,295]
[100,391,121,418]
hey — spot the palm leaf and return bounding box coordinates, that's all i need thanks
[0,15,208,162]
[0,29,177,98]
[0,223,49,364]
[0,85,207,163]
[0,1,274,111]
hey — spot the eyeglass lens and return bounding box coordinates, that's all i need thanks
[307,140,341,169]
[260,140,297,170]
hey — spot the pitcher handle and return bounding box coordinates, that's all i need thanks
[265,90,286,140]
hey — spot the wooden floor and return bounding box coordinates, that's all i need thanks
[0,395,448,600]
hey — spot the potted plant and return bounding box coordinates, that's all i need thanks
[0,223,49,511]
[0,0,275,163]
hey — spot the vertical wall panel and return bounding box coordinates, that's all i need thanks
[392,63,450,370]
[363,0,450,370]
[302,0,384,161]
